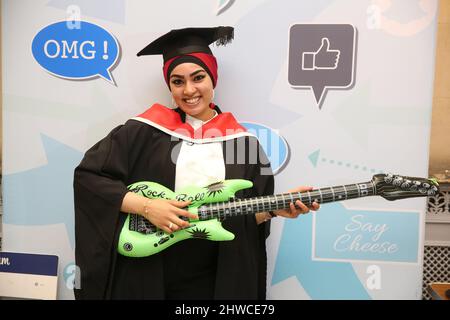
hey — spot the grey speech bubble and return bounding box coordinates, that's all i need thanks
[288,24,356,108]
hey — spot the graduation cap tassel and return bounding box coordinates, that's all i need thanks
[215,26,234,46]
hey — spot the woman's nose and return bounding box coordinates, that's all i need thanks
[183,81,196,95]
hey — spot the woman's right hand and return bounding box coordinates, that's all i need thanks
[142,199,198,234]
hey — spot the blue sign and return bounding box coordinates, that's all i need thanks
[0,252,58,276]
[314,203,420,263]
[32,21,119,84]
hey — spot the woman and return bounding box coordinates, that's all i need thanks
[73,26,319,300]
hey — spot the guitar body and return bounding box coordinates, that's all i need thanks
[118,179,253,258]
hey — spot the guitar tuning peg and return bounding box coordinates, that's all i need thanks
[427,188,437,196]
[393,176,404,186]
[401,180,412,189]
[384,173,394,183]
[429,186,439,195]
[410,181,421,191]
[422,182,430,189]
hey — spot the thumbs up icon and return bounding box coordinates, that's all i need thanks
[302,37,340,70]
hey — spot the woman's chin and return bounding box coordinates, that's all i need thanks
[181,104,206,116]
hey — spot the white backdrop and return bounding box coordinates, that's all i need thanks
[2,0,438,299]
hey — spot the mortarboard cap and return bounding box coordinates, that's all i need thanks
[137,26,234,62]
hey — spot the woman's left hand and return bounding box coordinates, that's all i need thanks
[273,186,320,218]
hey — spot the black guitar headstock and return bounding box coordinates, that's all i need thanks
[372,173,440,201]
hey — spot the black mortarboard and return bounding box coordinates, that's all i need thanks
[137,26,234,62]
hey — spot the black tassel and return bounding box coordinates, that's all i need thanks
[215,26,234,46]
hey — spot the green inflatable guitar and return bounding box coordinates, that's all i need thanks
[118,173,439,258]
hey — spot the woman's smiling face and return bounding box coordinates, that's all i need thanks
[169,62,215,121]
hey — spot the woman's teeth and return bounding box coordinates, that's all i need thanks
[184,97,200,105]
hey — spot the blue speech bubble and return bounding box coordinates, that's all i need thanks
[32,21,119,84]
[240,122,289,174]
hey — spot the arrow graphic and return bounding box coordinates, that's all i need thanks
[308,149,384,173]
[3,135,83,249]
[272,209,371,299]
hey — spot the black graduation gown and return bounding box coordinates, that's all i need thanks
[73,107,274,300]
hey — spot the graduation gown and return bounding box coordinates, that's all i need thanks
[73,104,274,299]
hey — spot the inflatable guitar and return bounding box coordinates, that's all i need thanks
[118,173,439,258]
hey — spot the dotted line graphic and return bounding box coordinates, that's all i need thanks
[320,157,384,173]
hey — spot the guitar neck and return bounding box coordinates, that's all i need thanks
[197,181,376,221]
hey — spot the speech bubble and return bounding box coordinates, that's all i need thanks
[32,21,120,84]
[240,122,289,175]
[288,24,356,108]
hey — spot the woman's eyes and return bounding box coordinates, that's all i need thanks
[171,79,183,86]
[171,74,205,86]
[193,74,205,81]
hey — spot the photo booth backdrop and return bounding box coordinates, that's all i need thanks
[1,0,438,299]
